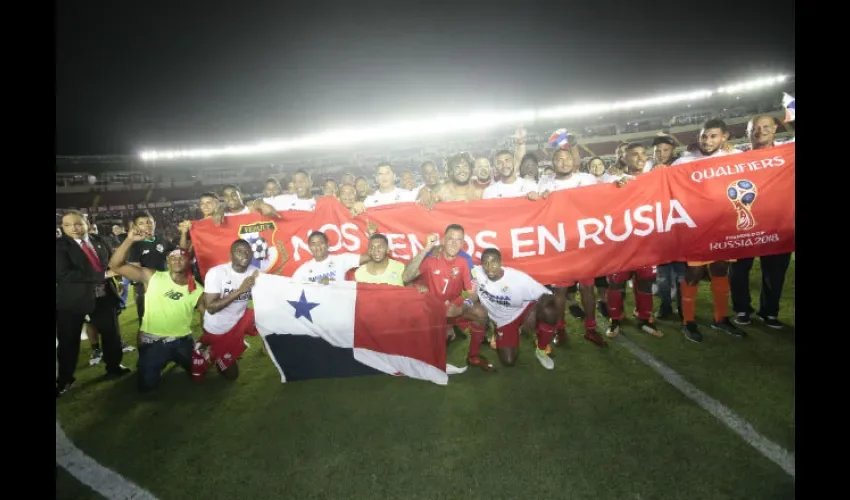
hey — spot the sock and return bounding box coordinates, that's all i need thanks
[607,288,625,320]
[91,343,100,351]
[681,280,698,324]
[467,324,486,358]
[710,275,730,323]
[635,290,654,320]
[583,317,597,331]
[536,323,556,350]
[631,277,639,307]
[555,319,565,331]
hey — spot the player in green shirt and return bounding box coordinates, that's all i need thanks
[110,229,205,392]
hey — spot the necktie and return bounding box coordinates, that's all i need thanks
[81,241,103,272]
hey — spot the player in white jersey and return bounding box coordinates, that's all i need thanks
[194,239,262,381]
[671,119,747,342]
[482,149,537,199]
[527,148,608,348]
[361,162,418,209]
[603,143,663,339]
[643,135,679,172]
[474,248,558,370]
[292,231,370,283]
[264,170,317,212]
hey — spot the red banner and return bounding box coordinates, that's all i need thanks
[191,143,795,285]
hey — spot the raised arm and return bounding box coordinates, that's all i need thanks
[402,234,437,283]
[108,230,154,286]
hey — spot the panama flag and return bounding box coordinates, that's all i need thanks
[252,274,466,385]
[782,92,795,123]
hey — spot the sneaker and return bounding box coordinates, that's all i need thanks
[711,318,746,338]
[584,329,608,347]
[89,349,103,366]
[466,355,496,372]
[734,312,751,325]
[637,319,664,338]
[682,322,703,343]
[534,348,555,370]
[121,341,136,353]
[654,305,674,320]
[758,315,784,329]
[605,319,621,338]
[553,329,567,346]
[568,304,586,319]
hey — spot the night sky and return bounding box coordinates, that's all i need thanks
[56,0,795,155]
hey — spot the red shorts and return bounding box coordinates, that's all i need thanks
[608,265,657,284]
[493,302,536,349]
[200,309,257,372]
[447,315,473,330]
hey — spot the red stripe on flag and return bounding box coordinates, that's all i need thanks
[352,283,447,372]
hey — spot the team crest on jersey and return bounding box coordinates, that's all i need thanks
[156,244,164,253]
[238,220,287,274]
[451,267,459,276]
[501,286,509,293]
[726,179,758,231]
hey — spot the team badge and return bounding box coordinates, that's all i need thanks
[238,220,286,274]
[451,267,459,276]
[156,244,164,253]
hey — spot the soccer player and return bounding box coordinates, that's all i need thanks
[354,234,407,286]
[109,231,205,393]
[474,249,558,370]
[261,172,317,212]
[127,210,177,325]
[322,178,340,198]
[604,143,663,339]
[482,150,537,199]
[410,160,442,198]
[194,239,262,382]
[421,153,485,203]
[402,224,494,372]
[671,119,746,342]
[292,231,371,283]
[527,148,608,346]
[472,157,493,189]
[363,162,417,208]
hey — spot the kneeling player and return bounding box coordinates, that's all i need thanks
[193,240,261,381]
[403,224,494,371]
[475,249,560,369]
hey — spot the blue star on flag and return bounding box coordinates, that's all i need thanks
[287,290,320,323]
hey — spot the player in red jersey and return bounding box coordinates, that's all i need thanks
[605,143,663,339]
[402,224,494,371]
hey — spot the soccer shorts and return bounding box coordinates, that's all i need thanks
[493,302,536,348]
[608,265,657,284]
[199,309,258,372]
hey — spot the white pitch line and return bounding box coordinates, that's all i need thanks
[613,335,795,478]
[56,420,159,500]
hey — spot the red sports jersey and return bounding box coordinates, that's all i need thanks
[418,255,473,304]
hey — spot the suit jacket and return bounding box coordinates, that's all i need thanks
[55,233,120,314]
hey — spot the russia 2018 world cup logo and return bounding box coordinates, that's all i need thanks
[727,179,758,231]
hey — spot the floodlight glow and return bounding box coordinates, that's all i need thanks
[138,74,790,162]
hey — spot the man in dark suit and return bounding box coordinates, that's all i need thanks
[56,210,130,397]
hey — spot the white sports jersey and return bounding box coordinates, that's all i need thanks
[363,188,417,208]
[472,265,552,327]
[292,253,362,283]
[482,178,538,199]
[539,172,599,192]
[672,148,743,165]
[202,263,260,335]
[264,194,316,212]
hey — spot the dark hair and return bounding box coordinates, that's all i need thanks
[520,152,538,165]
[323,178,339,186]
[308,231,328,244]
[446,152,473,171]
[625,142,646,152]
[264,177,281,186]
[231,239,251,251]
[132,210,153,223]
[481,248,501,261]
[369,233,389,246]
[702,118,728,133]
[199,191,219,201]
[494,149,513,159]
[62,209,85,219]
[652,135,676,147]
[444,224,464,235]
[221,184,241,193]
[419,160,436,171]
[293,170,311,180]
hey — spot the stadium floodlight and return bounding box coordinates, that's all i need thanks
[138,74,790,162]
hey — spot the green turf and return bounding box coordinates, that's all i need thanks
[57,259,795,500]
